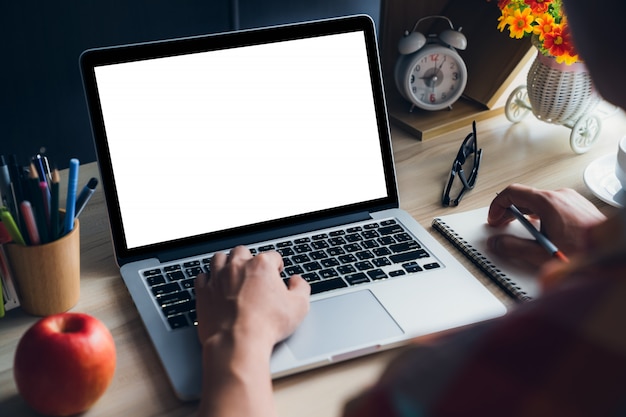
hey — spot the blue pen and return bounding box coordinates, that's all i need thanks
[64,158,80,234]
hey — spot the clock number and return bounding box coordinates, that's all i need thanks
[429,93,436,103]
[452,72,459,81]
[429,54,439,62]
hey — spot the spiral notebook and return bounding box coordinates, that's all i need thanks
[432,207,539,301]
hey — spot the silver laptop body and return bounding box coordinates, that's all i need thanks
[80,15,506,400]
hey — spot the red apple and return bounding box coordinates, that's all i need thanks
[13,312,116,416]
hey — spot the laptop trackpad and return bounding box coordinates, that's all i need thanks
[285,290,404,360]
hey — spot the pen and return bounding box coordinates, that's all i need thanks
[64,158,79,235]
[20,201,40,245]
[508,204,569,263]
[51,169,60,240]
[74,177,98,219]
[0,155,11,209]
[0,207,25,245]
[27,164,50,243]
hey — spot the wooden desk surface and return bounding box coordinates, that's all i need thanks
[2,108,625,416]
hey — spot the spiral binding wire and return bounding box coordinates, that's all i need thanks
[432,219,532,302]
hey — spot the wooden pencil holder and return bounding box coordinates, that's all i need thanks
[5,219,80,316]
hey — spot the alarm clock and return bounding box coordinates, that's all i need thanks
[394,15,468,111]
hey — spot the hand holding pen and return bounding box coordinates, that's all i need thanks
[487,184,607,267]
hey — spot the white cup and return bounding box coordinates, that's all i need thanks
[617,135,626,190]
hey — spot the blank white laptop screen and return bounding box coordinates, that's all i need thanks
[94,31,388,250]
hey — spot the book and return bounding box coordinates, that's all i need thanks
[432,206,540,301]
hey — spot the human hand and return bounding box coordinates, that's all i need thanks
[487,184,606,267]
[195,246,310,352]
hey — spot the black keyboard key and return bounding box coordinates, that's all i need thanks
[158,291,191,307]
[186,266,204,277]
[258,244,275,252]
[152,282,180,296]
[164,265,181,272]
[294,243,312,253]
[143,268,162,277]
[327,247,345,256]
[372,257,391,267]
[355,261,374,271]
[390,240,421,253]
[389,269,406,277]
[166,270,185,281]
[292,254,311,263]
[337,264,356,274]
[344,243,361,252]
[312,233,328,240]
[319,268,339,279]
[285,265,304,275]
[311,240,329,250]
[277,240,293,248]
[373,247,392,256]
[329,236,346,246]
[377,236,396,245]
[310,250,328,260]
[181,278,196,289]
[162,300,195,317]
[379,224,404,235]
[303,261,322,272]
[183,260,200,268]
[277,247,295,257]
[362,230,380,239]
[390,249,429,263]
[302,272,321,282]
[345,233,362,242]
[338,254,357,264]
[167,314,189,329]
[345,272,369,285]
[424,262,441,270]
[189,311,198,326]
[146,274,166,286]
[394,233,414,242]
[329,230,345,236]
[355,250,374,260]
[402,261,423,273]
[367,269,388,280]
[321,258,340,268]
[361,239,379,249]
[310,278,348,294]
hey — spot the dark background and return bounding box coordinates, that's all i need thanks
[1,1,381,169]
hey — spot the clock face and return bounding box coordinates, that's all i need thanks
[398,45,467,111]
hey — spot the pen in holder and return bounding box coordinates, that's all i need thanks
[4,213,80,316]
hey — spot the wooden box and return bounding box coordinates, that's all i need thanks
[380,0,533,139]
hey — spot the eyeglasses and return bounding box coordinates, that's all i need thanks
[442,121,482,207]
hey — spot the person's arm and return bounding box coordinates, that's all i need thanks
[195,246,310,417]
[486,183,606,267]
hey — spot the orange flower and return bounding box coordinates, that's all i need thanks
[532,13,556,41]
[505,7,535,38]
[543,25,568,57]
[491,0,579,64]
[524,0,551,14]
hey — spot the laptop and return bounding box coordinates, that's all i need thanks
[80,15,506,400]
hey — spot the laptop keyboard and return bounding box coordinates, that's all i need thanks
[141,219,441,330]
